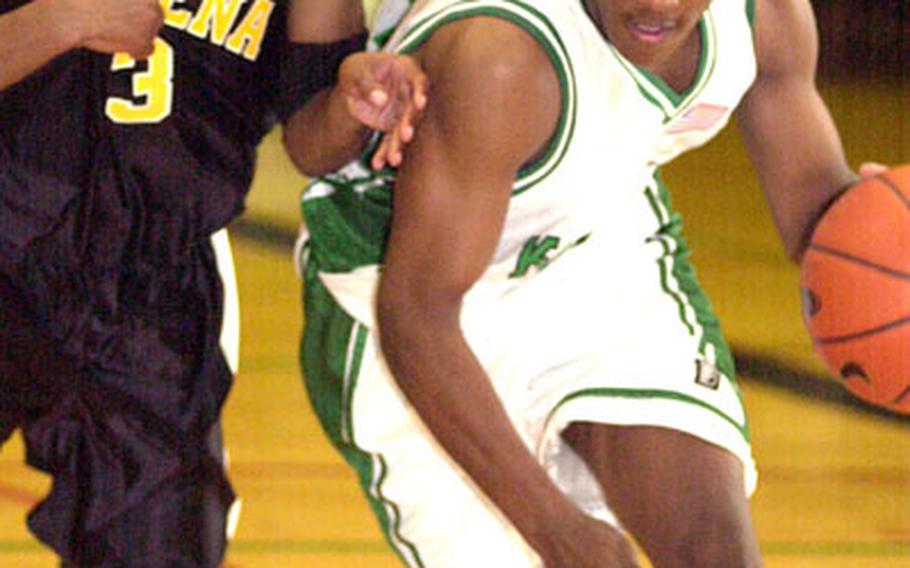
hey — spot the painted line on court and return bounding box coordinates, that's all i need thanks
[228,461,352,479]
[0,538,905,557]
[229,539,391,554]
[762,540,910,557]
[0,540,43,553]
[759,464,910,484]
[0,460,355,511]
[0,481,39,507]
[0,538,390,556]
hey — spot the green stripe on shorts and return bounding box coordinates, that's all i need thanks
[300,266,425,567]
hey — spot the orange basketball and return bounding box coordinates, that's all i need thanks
[800,164,910,414]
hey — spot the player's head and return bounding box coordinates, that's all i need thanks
[584,0,713,68]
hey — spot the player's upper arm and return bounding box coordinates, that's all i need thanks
[378,16,561,322]
[737,0,820,173]
[751,0,818,82]
[736,0,855,260]
[288,0,364,42]
[0,1,82,91]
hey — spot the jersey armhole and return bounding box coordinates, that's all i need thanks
[394,0,577,197]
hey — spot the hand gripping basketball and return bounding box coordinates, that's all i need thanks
[800,164,910,414]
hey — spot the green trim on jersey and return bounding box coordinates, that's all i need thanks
[642,171,739,394]
[301,165,394,272]
[300,268,426,567]
[393,0,577,195]
[302,0,578,273]
[746,0,756,28]
[372,27,396,49]
[370,0,417,49]
[546,386,751,442]
[608,10,718,121]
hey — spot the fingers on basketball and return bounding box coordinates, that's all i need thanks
[801,164,910,414]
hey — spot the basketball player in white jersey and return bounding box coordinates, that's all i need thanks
[297,0,872,566]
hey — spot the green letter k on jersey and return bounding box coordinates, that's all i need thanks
[510,235,561,277]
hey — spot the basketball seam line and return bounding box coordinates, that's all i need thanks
[893,386,910,405]
[809,243,910,281]
[815,314,910,344]
[878,173,910,212]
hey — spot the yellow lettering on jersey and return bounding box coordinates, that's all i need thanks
[160,0,192,29]
[106,38,175,124]
[187,0,249,45]
[109,52,134,72]
[224,0,274,61]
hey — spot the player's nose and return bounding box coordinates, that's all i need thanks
[627,0,679,19]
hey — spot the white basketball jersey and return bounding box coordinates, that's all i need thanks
[301,0,757,324]
[300,9,761,551]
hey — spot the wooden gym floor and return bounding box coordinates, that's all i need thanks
[0,81,907,567]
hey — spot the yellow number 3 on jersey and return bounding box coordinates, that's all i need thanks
[105,38,175,124]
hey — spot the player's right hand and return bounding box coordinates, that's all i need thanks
[532,507,641,568]
[336,52,429,170]
[68,0,163,59]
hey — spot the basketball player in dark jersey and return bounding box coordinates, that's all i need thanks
[0,0,425,565]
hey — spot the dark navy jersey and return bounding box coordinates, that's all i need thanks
[1,0,291,264]
[0,4,308,561]
[109,0,292,238]
[0,0,298,336]
[0,0,309,423]
[0,0,301,395]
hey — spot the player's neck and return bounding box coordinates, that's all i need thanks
[582,0,705,94]
[650,24,702,93]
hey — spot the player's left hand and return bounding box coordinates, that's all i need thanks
[336,52,428,170]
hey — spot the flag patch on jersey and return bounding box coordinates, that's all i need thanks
[667,103,728,135]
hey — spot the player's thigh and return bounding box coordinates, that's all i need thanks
[563,423,761,567]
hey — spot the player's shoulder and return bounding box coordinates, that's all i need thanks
[751,0,819,77]
[411,0,563,87]
[752,0,815,29]
[395,0,572,49]
[408,4,562,157]
[428,15,547,64]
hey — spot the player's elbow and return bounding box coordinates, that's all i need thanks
[782,232,807,264]
[376,279,463,360]
[281,106,363,177]
[281,127,329,178]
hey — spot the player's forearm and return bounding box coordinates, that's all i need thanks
[282,87,370,177]
[0,0,83,91]
[743,0,859,262]
[737,86,856,262]
[377,301,575,548]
